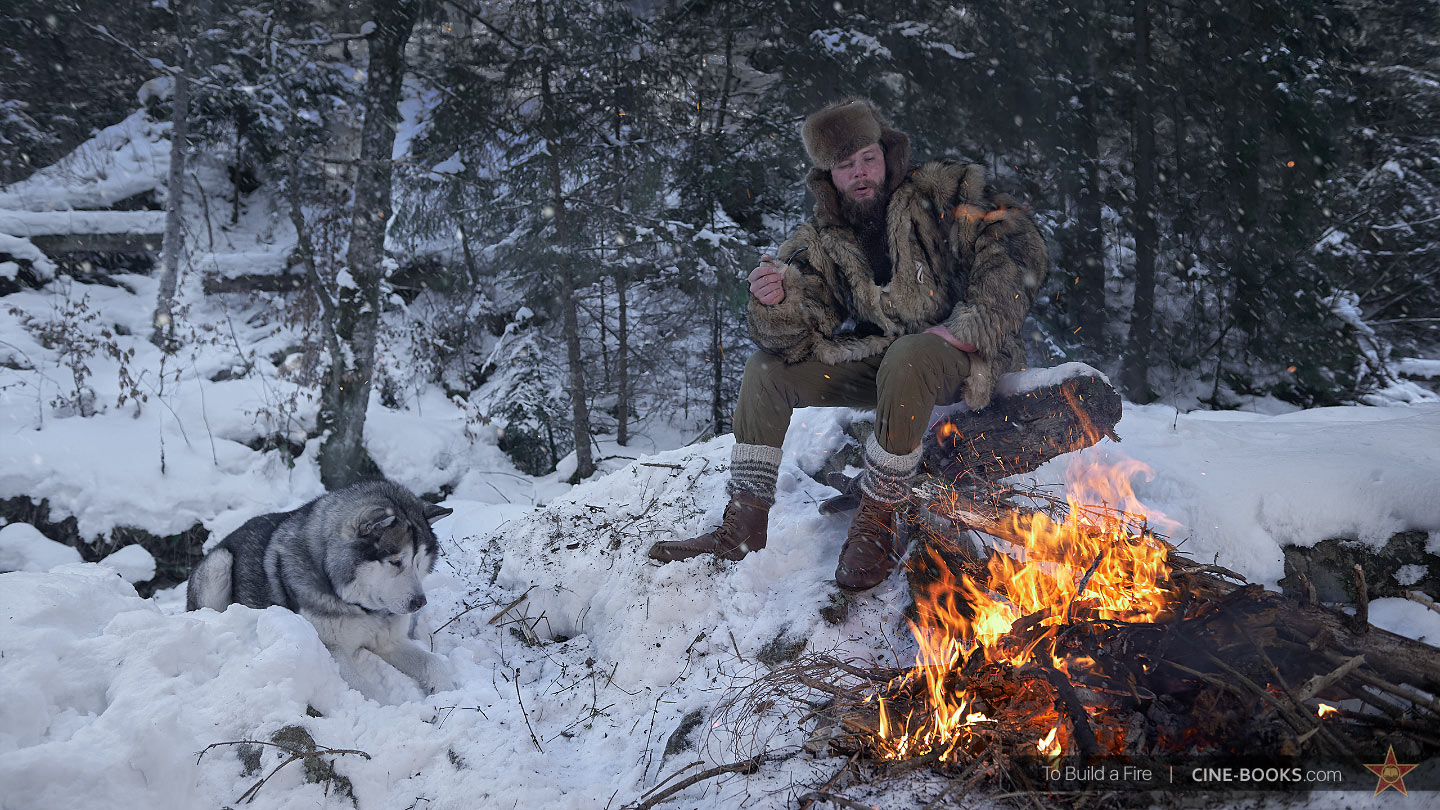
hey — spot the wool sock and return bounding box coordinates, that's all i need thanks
[857,434,922,505]
[725,442,782,506]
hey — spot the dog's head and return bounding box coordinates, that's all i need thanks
[332,489,452,616]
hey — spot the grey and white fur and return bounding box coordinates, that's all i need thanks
[186,480,456,701]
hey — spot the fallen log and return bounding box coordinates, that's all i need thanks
[820,363,1121,515]
[923,363,1122,484]
[202,272,308,294]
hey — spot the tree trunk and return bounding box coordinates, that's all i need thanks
[1075,69,1106,345]
[1228,3,1265,364]
[151,9,191,350]
[458,221,479,286]
[538,14,595,483]
[710,288,726,434]
[232,110,246,226]
[598,274,609,381]
[1123,0,1158,402]
[610,47,629,448]
[616,268,630,446]
[708,21,735,436]
[318,0,418,489]
[1065,7,1107,348]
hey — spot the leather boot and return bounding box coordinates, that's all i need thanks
[835,495,907,590]
[648,492,770,562]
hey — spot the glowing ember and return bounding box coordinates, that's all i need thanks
[873,449,1177,761]
[1317,703,1339,718]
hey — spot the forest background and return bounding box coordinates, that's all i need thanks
[2,0,1436,490]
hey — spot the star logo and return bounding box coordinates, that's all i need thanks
[1365,745,1418,796]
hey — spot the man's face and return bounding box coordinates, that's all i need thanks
[831,143,887,226]
[831,143,886,204]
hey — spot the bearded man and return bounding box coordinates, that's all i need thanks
[649,98,1050,590]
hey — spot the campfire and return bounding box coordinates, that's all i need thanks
[723,442,1440,798]
[869,451,1177,765]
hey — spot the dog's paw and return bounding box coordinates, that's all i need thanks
[422,658,459,695]
[423,676,458,696]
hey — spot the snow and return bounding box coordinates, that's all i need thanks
[0,522,83,572]
[810,29,893,59]
[0,233,56,280]
[0,209,167,237]
[0,109,169,212]
[431,152,465,174]
[1369,598,1440,646]
[136,75,173,106]
[996,361,1109,396]
[1397,357,1440,379]
[1395,563,1426,586]
[99,543,157,583]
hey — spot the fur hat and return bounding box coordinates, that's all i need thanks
[800,98,912,190]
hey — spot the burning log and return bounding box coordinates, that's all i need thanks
[922,364,1122,485]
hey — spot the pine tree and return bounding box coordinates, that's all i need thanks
[1324,0,1440,357]
[319,0,421,487]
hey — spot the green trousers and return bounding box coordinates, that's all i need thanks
[733,332,973,455]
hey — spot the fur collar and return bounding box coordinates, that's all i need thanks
[801,163,957,338]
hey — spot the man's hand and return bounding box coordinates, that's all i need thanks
[748,254,786,305]
[923,325,978,354]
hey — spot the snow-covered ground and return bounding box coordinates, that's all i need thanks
[2,400,1439,810]
[3,100,1439,809]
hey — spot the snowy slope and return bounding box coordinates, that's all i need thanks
[3,400,1440,809]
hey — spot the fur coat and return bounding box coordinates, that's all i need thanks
[747,148,1049,411]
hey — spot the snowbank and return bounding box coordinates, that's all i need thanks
[1088,403,1440,583]
[0,109,168,211]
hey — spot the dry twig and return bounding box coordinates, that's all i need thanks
[197,739,371,805]
[797,790,876,810]
[1352,564,1370,632]
[1406,590,1440,617]
[624,755,764,810]
[513,669,544,753]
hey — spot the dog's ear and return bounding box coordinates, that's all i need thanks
[423,503,454,525]
[357,508,398,537]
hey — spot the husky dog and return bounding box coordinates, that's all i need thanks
[187,480,456,700]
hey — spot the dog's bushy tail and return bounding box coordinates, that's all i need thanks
[186,548,234,611]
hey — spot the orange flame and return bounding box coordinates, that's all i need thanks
[874,448,1176,761]
[1317,703,1339,718]
[1037,725,1062,758]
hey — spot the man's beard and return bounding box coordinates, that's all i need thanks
[839,183,890,230]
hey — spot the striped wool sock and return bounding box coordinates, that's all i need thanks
[725,442,782,506]
[857,434,922,505]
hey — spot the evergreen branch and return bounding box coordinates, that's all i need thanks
[439,0,524,51]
